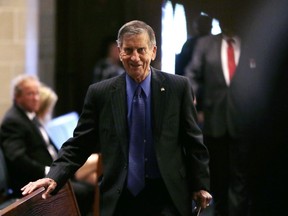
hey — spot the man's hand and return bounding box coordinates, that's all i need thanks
[197,111,204,125]
[21,178,57,199]
[192,190,212,210]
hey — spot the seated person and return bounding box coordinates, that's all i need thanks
[37,83,100,186]
[0,75,94,215]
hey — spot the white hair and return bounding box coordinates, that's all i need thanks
[11,74,39,99]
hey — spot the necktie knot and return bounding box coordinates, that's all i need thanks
[227,38,234,45]
[32,116,41,127]
[32,116,58,160]
[135,85,142,98]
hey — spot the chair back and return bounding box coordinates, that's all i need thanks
[0,148,16,209]
[0,148,8,198]
[0,181,81,216]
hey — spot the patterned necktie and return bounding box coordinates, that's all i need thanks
[33,117,58,160]
[127,85,145,196]
[227,38,236,80]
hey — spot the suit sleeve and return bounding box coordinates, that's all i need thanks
[184,38,205,111]
[181,78,210,191]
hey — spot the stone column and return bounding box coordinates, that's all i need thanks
[0,0,55,118]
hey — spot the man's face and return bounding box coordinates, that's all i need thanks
[119,32,157,83]
[15,79,40,112]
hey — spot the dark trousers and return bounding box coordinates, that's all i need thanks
[205,134,251,216]
[71,180,95,216]
[114,178,181,216]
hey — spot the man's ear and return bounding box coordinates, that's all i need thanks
[118,47,122,61]
[151,46,157,61]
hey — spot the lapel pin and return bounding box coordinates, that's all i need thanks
[161,87,165,92]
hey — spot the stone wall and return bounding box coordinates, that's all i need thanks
[0,0,55,119]
[0,0,27,119]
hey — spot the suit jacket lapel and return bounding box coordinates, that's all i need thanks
[151,68,168,141]
[110,74,129,159]
[216,35,227,82]
[110,70,168,158]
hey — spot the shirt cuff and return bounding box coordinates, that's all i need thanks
[45,166,50,175]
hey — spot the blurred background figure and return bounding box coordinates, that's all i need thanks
[184,14,251,216]
[75,153,99,186]
[93,36,124,83]
[175,14,212,76]
[0,75,51,197]
[0,75,95,215]
[36,83,58,125]
[37,84,100,187]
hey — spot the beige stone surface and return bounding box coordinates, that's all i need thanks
[0,0,55,118]
[15,9,26,43]
[0,0,25,7]
[0,44,25,61]
[0,0,26,118]
[0,11,13,40]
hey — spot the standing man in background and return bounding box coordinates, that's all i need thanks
[185,16,251,216]
[22,20,212,216]
[175,14,212,76]
[93,36,124,83]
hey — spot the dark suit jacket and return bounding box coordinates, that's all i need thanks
[47,68,210,216]
[0,104,55,196]
[185,34,245,137]
[175,35,201,76]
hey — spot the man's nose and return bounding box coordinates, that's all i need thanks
[33,94,40,101]
[131,50,140,61]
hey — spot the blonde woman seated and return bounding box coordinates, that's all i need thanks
[37,83,100,186]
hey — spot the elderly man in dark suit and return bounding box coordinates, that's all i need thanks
[0,74,94,215]
[22,20,212,216]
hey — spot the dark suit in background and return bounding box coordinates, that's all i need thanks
[0,104,94,215]
[0,104,56,196]
[175,15,212,76]
[185,33,251,216]
[93,36,124,83]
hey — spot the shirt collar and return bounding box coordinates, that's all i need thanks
[26,112,36,121]
[126,70,151,98]
[222,34,241,45]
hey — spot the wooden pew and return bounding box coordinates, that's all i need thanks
[0,181,80,216]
